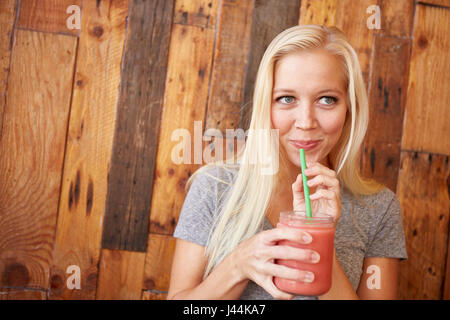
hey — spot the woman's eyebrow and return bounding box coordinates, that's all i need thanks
[273,88,343,95]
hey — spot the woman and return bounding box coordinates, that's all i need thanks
[168,25,407,300]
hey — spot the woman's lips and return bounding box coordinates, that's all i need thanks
[289,139,321,151]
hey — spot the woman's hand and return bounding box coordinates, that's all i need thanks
[292,162,341,226]
[230,227,319,300]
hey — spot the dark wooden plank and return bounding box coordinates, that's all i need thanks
[376,0,415,37]
[204,0,254,133]
[101,0,175,252]
[397,151,449,299]
[239,0,300,130]
[361,35,410,192]
[49,0,129,300]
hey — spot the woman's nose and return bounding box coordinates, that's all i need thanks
[294,103,317,129]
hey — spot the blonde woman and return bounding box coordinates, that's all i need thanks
[167,25,407,300]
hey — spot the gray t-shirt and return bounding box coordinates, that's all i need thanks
[173,165,408,299]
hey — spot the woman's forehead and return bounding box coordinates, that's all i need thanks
[273,49,347,93]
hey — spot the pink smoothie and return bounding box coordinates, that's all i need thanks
[273,214,335,296]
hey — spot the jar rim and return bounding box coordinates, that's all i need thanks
[280,210,334,224]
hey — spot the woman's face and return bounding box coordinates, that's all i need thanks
[271,48,348,168]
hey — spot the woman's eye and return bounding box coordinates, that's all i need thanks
[319,96,337,105]
[277,96,295,104]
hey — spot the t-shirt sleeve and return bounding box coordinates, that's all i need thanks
[173,171,217,247]
[366,193,408,260]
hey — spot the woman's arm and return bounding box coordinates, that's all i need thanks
[168,227,318,300]
[167,239,247,300]
[356,257,400,299]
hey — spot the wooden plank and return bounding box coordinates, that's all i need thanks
[361,35,410,192]
[376,0,415,37]
[0,30,77,290]
[142,290,167,300]
[100,0,175,252]
[17,0,82,36]
[401,4,450,155]
[0,0,18,136]
[96,249,146,300]
[0,289,46,300]
[204,0,254,133]
[148,24,216,235]
[49,0,129,300]
[173,0,219,29]
[239,0,301,130]
[419,0,450,7]
[143,234,176,291]
[299,0,337,26]
[397,151,449,299]
[334,0,375,87]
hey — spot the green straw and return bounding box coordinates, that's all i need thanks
[299,149,312,219]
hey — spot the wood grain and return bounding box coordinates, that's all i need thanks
[401,4,450,155]
[0,30,77,290]
[419,0,450,7]
[148,24,216,235]
[0,289,46,300]
[100,0,175,252]
[0,0,18,137]
[239,0,300,130]
[397,151,450,299]
[204,0,254,133]
[142,290,167,300]
[376,0,415,37]
[49,0,129,300]
[143,234,177,291]
[96,249,146,300]
[335,0,375,87]
[299,0,337,26]
[361,35,410,192]
[173,0,219,29]
[17,0,82,36]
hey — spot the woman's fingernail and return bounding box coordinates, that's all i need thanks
[302,234,312,243]
[310,252,320,263]
[304,272,315,283]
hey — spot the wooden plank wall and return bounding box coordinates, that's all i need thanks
[0,0,449,300]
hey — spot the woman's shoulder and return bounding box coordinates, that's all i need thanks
[190,163,239,188]
[342,185,399,214]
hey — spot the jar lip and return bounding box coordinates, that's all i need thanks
[280,210,334,224]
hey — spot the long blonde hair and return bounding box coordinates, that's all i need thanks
[187,25,384,277]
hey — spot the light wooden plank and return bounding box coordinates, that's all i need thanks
[419,0,450,7]
[0,30,77,289]
[361,35,410,192]
[401,4,450,155]
[143,234,176,291]
[397,151,449,299]
[148,24,216,235]
[49,0,129,300]
[334,0,375,87]
[204,0,254,133]
[173,0,219,29]
[0,289,46,300]
[0,0,18,136]
[299,0,337,26]
[17,0,82,36]
[96,249,146,300]
[142,290,167,300]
